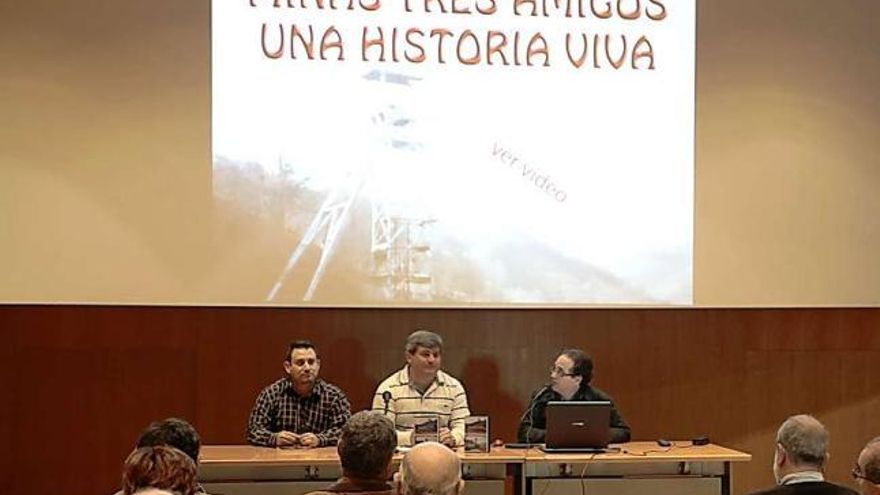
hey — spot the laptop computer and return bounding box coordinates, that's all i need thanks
[540,401,612,453]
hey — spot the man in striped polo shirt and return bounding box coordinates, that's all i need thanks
[372,330,470,448]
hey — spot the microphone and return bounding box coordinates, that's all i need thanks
[522,384,550,445]
[519,384,550,422]
[382,391,392,416]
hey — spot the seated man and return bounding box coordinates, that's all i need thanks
[749,414,857,495]
[854,436,880,495]
[122,445,198,495]
[372,330,470,447]
[517,349,630,444]
[395,441,465,495]
[248,340,351,447]
[307,411,397,495]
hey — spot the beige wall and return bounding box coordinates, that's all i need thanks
[695,0,880,305]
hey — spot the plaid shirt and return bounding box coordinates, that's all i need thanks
[247,377,351,447]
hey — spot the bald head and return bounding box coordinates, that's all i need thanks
[776,414,829,468]
[857,437,880,493]
[399,442,463,495]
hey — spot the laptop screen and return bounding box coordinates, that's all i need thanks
[543,401,612,451]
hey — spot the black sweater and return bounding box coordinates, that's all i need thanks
[516,385,631,444]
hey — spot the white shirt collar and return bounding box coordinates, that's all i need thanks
[780,471,824,485]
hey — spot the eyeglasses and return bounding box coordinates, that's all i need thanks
[852,464,877,484]
[550,366,576,377]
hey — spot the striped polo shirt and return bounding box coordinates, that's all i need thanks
[372,366,470,446]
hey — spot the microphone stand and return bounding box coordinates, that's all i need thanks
[519,384,550,448]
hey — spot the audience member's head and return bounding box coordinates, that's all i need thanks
[397,442,464,495]
[772,414,829,484]
[855,437,880,495]
[338,411,396,480]
[136,417,201,465]
[122,445,198,495]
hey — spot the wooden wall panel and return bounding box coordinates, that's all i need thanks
[1,306,879,495]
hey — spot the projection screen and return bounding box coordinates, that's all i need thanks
[212,0,696,305]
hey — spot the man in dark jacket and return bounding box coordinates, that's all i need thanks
[306,411,397,495]
[854,436,880,495]
[749,414,857,495]
[517,349,630,444]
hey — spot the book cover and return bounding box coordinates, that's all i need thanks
[412,415,440,445]
[464,415,490,453]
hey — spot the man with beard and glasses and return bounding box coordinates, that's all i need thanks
[517,348,630,444]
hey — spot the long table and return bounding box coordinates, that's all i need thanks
[199,442,750,495]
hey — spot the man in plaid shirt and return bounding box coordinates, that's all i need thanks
[247,340,351,448]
